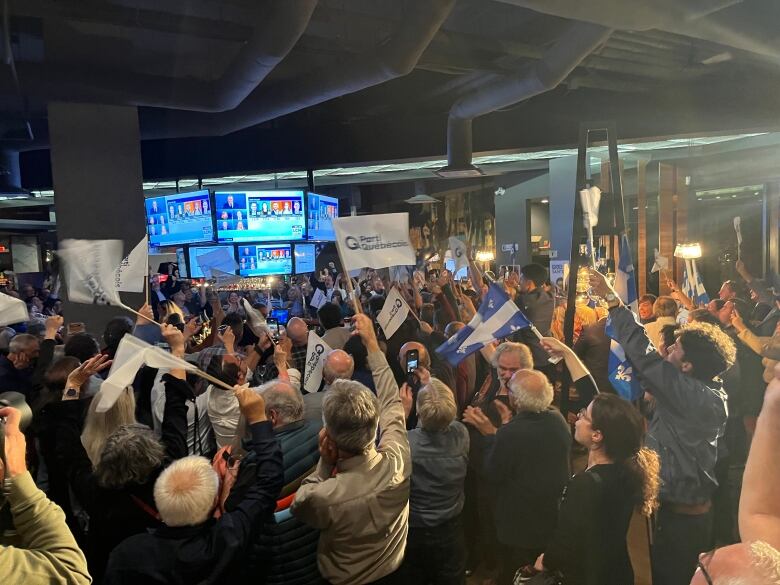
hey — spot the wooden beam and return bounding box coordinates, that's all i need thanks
[658,163,676,294]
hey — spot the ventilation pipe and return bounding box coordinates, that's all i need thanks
[12,0,318,113]
[138,0,456,139]
[0,149,27,197]
[438,22,612,177]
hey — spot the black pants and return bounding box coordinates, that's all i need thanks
[651,506,713,585]
[499,544,543,585]
[400,516,466,585]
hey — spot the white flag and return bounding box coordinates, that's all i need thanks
[242,297,269,338]
[59,239,124,306]
[651,248,669,274]
[579,186,602,228]
[197,248,237,279]
[115,236,148,293]
[333,213,416,272]
[377,287,411,339]
[0,293,29,326]
[449,237,469,272]
[98,333,196,413]
[212,268,241,287]
[302,332,332,394]
[310,287,327,309]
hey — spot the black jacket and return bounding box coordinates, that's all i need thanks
[55,374,190,582]
[104,420,284,585]
[483,408,571,549]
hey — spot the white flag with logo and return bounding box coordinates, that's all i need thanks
[0,293,29,326]
[59,239,124,306]
[115,236,148,293]
[333,213,416,272]
[377,287,411,339]
[302,331,332,394]
[449,237,469,272]
[197,247,237,279]
[310,287,327,309]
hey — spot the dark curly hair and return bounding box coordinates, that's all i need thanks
[677,321,737,381]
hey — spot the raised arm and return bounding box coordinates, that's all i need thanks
[739,363,780,549]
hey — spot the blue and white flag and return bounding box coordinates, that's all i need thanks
[682,259,710,306]
[435,284,531,366]
[605,316,643,401]
[613,234,638,312]
[606,233,642,400]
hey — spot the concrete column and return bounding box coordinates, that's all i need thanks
[494,173,549,267]
[548,155,577,261]
[48,102,146,335]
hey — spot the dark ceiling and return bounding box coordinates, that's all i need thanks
[6,0,780,189]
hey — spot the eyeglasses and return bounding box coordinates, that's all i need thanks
[696,549,715,585]
[577,408,591,422]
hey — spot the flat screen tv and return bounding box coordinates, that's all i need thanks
[237,243,292,277]
[145,190,214,247]
[306,192,339,241]
[187,245,237,279]
[214,190,305,243]
[175,248,188,278]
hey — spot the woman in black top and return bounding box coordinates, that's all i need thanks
[534,393,660,585]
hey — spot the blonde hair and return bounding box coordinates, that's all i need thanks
[417,378,457,432]
[81,386,136,467]
[154,456,219,527]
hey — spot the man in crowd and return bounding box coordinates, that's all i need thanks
[318,302,351,349]
[590,269,736,585]
[104,386,283,584]
[0,333,39,396]
[464,369,571,584]
[285,317,309,375]
[0,405,91,584]
[292,313,410,585]
[645,295,679,349]
[398,341,455,428]
[515,263,554,335]
[638,293,657,324]
[304,348,354,423]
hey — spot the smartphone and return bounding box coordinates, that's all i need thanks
[266,317,280,341]
[405,349,421,392]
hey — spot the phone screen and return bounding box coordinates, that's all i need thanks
[266,318,279,338]
[405,350,419,374]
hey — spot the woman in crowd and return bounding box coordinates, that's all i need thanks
[533,393,660,585]
[224,290,246,318]
[80,385,137,466]
[286,285,305,318]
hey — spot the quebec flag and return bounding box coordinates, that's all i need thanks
[682,259,710,306]
[606,234,643,400]
[436,284,531,366]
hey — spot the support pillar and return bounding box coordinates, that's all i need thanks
[48,102,146,335]
[549,155,577,261]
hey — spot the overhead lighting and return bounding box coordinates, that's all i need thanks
[540,198,549,204]
[674,242,702,259]
[435,164,485,179]
[701,51,733,65]
[405,193,439,204]
[475,250,494,262]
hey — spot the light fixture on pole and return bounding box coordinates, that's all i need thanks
[673,242,702,259]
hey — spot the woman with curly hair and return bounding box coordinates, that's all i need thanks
[533,394,660,585]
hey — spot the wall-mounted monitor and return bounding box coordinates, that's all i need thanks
[214,190,305,243]
[306,192,339,241]
[175,248,188,278]
[237,243,292,277]
[145,190,214,247]
[187,245,237,279]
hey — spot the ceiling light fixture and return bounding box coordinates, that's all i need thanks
[674,243,702,259]
[405,193,439,204]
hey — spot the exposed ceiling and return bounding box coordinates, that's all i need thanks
[5,0,780,189]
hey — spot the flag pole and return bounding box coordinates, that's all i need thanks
[119,303,157,324]
[335,243,362,315]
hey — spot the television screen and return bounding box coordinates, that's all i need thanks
[145,190,214,247]
[293,243,316,274]
[187,245,237,279]
[175,248,188,278]
[214,190,305,243]
[306,192,339,241]
[238,243,292,277]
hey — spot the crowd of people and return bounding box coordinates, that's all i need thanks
[1,251,780,585]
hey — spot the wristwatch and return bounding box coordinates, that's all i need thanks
[605,292,621,308]
[63,385,80,399]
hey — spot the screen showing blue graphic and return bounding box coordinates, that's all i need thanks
[238,243,293,277]
[214,190,305,243]
[145,190,214,247]
[187,245,236,279]
[306,192,339,241]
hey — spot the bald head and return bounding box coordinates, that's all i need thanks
[444,321,465,338]
[323,349,355,385]
[286,317,309,345]
[508,369,553,413]
[399,342,431,369]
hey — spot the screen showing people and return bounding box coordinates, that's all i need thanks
[145,190,213,247]
[215,190,305,243]
[187,245,237,279]
[307,192,339,241]
[239,244,293,277]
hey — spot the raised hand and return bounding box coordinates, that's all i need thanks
[318,427,339,466]
[161,323,186,355]
[66,354,112,390]
[462,405,497,436]
[235,385,266,424]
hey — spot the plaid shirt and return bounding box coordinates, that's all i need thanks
[290,343,308,377]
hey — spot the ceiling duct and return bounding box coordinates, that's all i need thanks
[138,0,456,139]
[10,0,319,113]
[0,149,28,197]
[438,22,611,178]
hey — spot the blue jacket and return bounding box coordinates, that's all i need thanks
[610,305,728,505]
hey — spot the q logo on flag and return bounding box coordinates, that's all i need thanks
[345,236,360,250]
[315,344,325,355]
